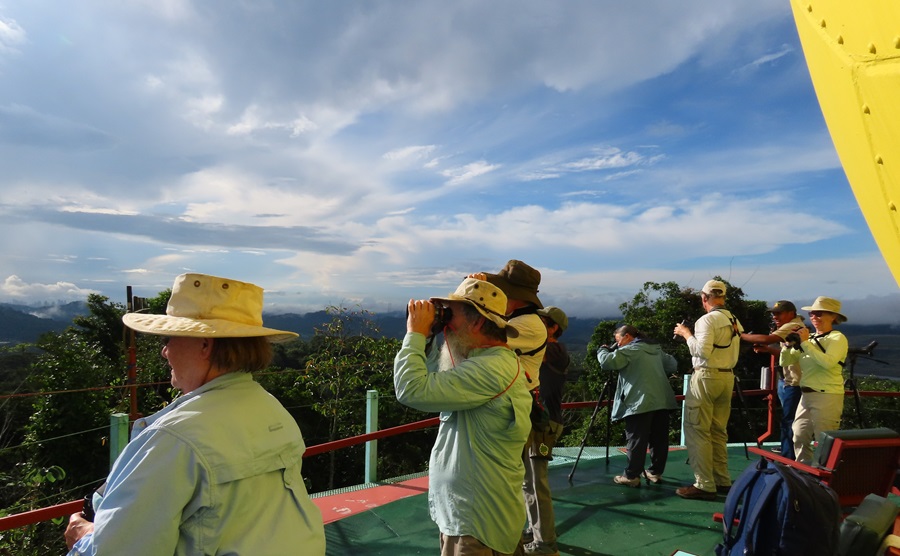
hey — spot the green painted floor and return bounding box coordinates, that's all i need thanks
[324,444,763,556]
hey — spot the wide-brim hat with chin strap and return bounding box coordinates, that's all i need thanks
[431,278,518,337]
[801,296,848,323]
[122,273,299,343]
[482,259,543,308]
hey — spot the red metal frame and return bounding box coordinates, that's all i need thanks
[2,384,898,533]
[749,434,900,507]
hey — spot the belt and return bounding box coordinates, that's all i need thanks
[694,368,733,373]
[800,386,824,393]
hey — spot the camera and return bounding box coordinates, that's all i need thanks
[785,332,802,349]
[408,304,453,336]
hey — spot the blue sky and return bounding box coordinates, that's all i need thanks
[0,1,897,323]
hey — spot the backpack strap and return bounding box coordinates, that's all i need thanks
[739,468,784,554]
[509,306,549,359]
[711,308,740,350]
[720,458,767,545]
[516,338,548,358]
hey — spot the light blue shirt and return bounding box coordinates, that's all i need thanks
[69,372,325,556]
[393,333,531,554]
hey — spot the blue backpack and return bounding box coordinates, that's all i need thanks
[716,458,841,556]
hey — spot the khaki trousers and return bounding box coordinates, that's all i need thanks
[439,534,523,556]
[683,369,734,492]
[792,391,844,464]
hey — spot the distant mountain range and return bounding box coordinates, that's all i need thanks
[0,301,603,353]
[1,302,897,379]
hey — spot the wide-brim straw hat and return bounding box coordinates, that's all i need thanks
[801,296,848,323]
[431,278,518,337]
[122,273,298,343]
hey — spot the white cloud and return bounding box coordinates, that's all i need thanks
[0,275,97,303]
[0,13,26,56]
[441,161,500,186]
[382,145,436,162]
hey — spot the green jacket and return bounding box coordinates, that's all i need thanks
[597,340,678,421]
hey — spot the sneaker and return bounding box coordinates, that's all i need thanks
[614,474,641,488]
[524,540,560,556]
[675,484,717,501]
[716,484,732,494]
[643,470,662,484]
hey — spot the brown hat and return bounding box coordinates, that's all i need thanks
[122,273,298,343]
[483,259,543,308]
[767,300,797,313]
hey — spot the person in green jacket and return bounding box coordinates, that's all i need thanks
[597,325,678,488]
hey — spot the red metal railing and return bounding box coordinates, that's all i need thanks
[2,384,898,533]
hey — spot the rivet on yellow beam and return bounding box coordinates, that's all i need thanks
[837,35,844,45]
[869,42,877,54]
[820,19,827,28]
[862,104,870,114]
[876,155,884,165]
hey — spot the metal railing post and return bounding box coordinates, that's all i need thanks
[109,413,129,469]
[680,375,690,446]
[364,390,379,484]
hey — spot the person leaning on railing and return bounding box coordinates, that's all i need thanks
[780,296,849,464]
[64,273,325,556]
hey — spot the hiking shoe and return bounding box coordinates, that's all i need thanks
[717,484,732,494]
[675,484,717,501]
[643,470,662,484]
[614,475,641,488]
[524,540,560,556]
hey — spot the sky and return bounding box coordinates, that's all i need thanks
[1,1,898,324]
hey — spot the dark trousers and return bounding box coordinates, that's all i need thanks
[623,409,671,479]
[778,380,802,459]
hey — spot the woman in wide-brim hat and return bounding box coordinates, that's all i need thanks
[780,296,849,463]
[65,273,325,555]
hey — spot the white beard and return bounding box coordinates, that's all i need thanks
[438,330,473,371]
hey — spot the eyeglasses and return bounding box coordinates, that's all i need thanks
[809,311,829,317]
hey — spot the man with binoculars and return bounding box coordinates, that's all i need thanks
[394,277,532,556]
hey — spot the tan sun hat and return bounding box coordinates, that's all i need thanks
[701,279,727,296]
[122,273,299,343]
[801,296,848,323]
[431,278,518,337]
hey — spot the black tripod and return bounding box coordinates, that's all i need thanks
[730,370,760,458]
[844,340,886,429]
[568,371,614,483]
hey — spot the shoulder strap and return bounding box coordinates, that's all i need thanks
[810,331,845,367]
[516,338,548,358]
[721,458,767,543]
[490,358,521,400]
[739,469,784,553]
[711,308,739,350]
